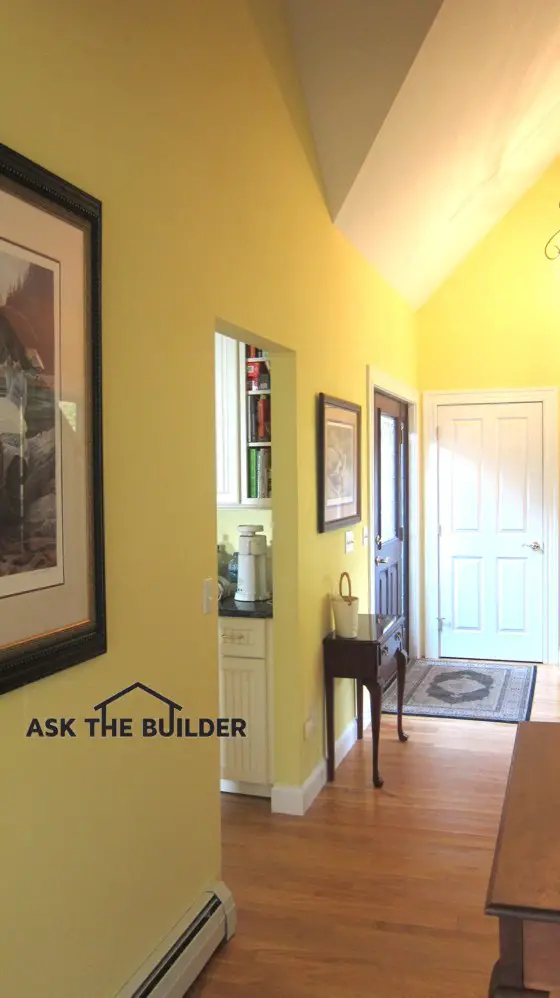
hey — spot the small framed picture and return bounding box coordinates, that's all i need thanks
[317,393,361,533]
[0,142,105,696]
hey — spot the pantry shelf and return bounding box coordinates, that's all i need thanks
[241,344,272,506]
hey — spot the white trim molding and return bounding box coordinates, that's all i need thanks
[271,713,370,816]
[271,761,326,816]
[423,387,559,665]
[367,367,421,659]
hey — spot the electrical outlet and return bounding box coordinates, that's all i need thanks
[362,526,369,547]
[345,530,354,553]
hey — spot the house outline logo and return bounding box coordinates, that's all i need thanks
[93,681,183,731]
[25,681,247,740]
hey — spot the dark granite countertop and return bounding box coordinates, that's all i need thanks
[218,595,273,619]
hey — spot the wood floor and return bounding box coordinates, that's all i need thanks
[189,667,560,998]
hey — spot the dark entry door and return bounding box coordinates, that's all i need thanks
[374,391,408,639]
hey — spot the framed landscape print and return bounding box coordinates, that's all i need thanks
[317,393,361,532]
[0,143,105,695]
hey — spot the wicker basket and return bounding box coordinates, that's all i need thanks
[331,571,359,638]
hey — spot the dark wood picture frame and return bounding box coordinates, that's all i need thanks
[317,393,361,533]
[0,142,105,696]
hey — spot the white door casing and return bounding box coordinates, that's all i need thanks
[215,332,240,506]
[438,402,543,661]
[423,388,559,665]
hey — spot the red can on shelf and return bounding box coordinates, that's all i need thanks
[247,361,259,390]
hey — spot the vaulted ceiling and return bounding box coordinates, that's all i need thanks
[284,0,560,308]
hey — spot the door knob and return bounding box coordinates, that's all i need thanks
[522,541,543,552]
[375,556,390,565]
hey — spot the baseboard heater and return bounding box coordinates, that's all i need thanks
[117,881,236,998]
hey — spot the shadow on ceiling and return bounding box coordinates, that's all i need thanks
[246,0,328,209]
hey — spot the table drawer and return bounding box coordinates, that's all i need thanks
[379,626,403,686]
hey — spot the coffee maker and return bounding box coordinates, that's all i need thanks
[235,525,270,602]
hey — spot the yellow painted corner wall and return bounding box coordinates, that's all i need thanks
[0,1,416,995]
[418,157,560,391]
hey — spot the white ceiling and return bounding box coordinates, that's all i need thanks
[285,0,560,307]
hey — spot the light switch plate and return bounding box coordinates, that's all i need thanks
[345,530,354,553]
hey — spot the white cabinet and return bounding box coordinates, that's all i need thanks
[218,617,273,796]
[215,332,240,506]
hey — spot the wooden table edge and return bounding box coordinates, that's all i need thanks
[485,903,560,926]
[485,723,526,907]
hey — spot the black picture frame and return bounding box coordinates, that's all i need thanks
[317,393,361,533]
[0,142,105,696]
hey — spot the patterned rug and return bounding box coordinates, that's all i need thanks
[382,659,536,723]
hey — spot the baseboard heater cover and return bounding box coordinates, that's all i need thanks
[117,881,236,998]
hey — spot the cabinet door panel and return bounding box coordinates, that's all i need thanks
[215,332,240,505]
[219,655,268,784]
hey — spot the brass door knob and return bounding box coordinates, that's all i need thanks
[375,556,389,565]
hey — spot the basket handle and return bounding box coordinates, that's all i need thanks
[339,571,353,603]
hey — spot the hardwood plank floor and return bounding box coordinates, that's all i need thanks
[189,666,560,997]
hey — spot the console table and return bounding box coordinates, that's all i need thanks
[323,613,408,788]
[486,722,560,997]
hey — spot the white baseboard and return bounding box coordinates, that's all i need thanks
[271,757,326,816]
[334,717,358,768]
[271,709,371,817]
[116,881,235,998]
[220,779,271,798]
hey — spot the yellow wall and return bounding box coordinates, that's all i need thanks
[418,158,560,390]
[0,1,417,995]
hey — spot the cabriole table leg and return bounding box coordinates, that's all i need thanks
[396,648,409,743]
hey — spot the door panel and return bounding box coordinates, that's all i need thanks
[452,556,482,630]
[438,402,543,662]
[219,655,268,784]
[374,392,408,638]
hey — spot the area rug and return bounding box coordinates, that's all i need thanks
[382,659,536,723]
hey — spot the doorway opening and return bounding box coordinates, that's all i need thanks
[213,320,297,811]
[423,388,559,665]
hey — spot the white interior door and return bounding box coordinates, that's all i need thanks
[437,402,544,662]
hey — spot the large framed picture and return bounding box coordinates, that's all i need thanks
[0,143,105,696]
[317,393,361,532]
